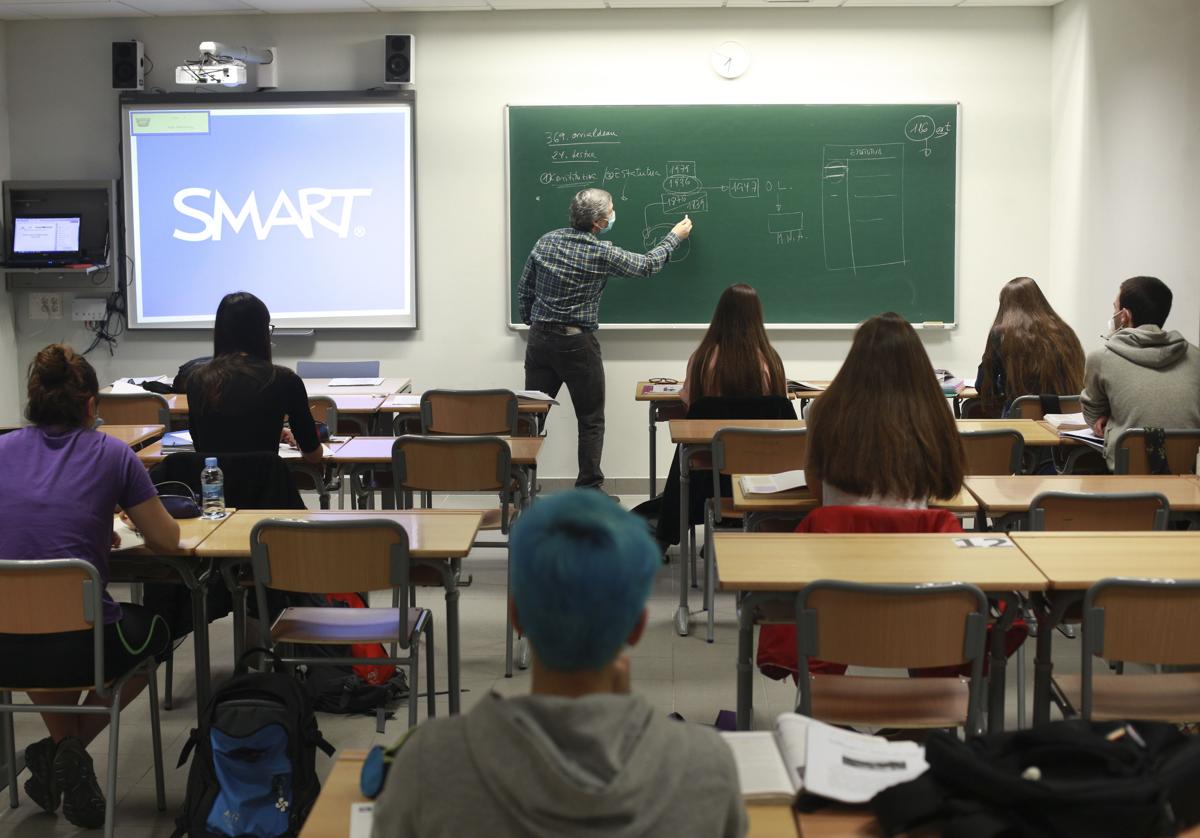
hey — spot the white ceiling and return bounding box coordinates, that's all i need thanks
[0,0,1064,21]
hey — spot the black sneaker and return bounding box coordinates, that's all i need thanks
[53,737,105,830]
[23,736,59,814]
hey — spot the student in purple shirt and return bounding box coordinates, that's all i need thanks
[0,344,179,829]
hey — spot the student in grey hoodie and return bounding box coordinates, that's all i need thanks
[1081,275,1200,471]
[370,489,747,838]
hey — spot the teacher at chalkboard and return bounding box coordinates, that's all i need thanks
[519,187,693,496]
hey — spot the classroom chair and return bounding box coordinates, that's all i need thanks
[0,559,166,838]
[418,389,520,436]
[1008,394,1082,420]
[961,429,1024,528]
[391,435,526,677]
[1052,578,1200,722]
[1028,491,1170,531]
[96,391,170,429]
[702,427,808,643]
[295,360,381,379]
[287,396,339,509]
[249,518,435,730]
[794,580,988,735]
[1113,428,1200,475]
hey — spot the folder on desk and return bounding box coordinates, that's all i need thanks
[740,469,807,495]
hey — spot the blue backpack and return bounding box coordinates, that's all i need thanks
[173,652,335,837]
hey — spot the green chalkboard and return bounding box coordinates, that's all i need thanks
[507,104,959,328]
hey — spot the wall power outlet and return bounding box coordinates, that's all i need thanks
[72,298,109,322]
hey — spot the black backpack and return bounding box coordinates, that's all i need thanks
[871,719,1200,838]
[172,651,335,838]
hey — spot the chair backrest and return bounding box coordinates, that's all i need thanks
[0,559,106,691]
[796,580,987,728]
[1081,577,1200,718]
[1028,491,1170,531]
[1009,394,1082,420]
[1113,429,1200,475]
[711,428,808,523]
[420,389,519,436]
[960,429,1024,475]
[97,392,170,428]
[391,435,512,495]
[307,395,338,430]
[295,360,381,379]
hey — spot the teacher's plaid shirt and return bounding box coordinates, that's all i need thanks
[518,228,680,331]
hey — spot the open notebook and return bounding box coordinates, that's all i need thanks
[721,714,927,805]
[739,469,807,496]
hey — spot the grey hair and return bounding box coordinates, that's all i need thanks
[569,188,613,231]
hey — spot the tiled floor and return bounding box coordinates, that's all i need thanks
[0,492,1082,836]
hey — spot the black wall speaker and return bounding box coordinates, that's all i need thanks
[112,40,144,90]
[385,34,413,85]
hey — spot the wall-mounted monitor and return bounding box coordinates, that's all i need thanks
[120,90,417,329]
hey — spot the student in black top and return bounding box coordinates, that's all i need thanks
[187,291,322,463]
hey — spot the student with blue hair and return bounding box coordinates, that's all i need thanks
[370,489,746,838]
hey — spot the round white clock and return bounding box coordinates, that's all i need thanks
[712,40,749,80]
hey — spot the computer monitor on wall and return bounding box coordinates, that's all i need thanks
[119,89,418,330]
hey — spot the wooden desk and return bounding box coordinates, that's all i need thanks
[964,475,1200,516]
[302,377,412,397]
[303,749,804,838]
[955,418,1061,447]
[1009,531,1200,725]
[100,423,164,448]
[199,509,483,713]
[331,435,542,466]
[732,480,979,516]
[670,419,807,444]
[715,532,1049,732]
[136,439,349,466]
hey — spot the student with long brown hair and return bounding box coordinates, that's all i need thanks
[975,276,1085,416]
[807,311,964,506]
[679,283,787,407]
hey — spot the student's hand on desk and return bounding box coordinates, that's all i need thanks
[1093,416,1108,437]
[111,530,122,549]
[671,215,693,240]
[281,427,297,448]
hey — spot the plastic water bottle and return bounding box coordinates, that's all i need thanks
[200,457,226,519]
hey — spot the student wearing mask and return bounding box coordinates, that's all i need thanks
[1081,276,1200,471]
[370,490,746,838]
[975,276,1086,416]
[0,344,179,829]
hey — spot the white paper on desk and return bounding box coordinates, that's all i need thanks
[721,732,794,801]
[1044,412,1087,430]
[384,394,422,408]
[954,536,1015,549]
[278,443,331,460]
[110,376,170,391]
[162,430,193,448]
[740,469,806,495]
[110,380,147,394]
[329,377,384,387]
[648,383,683,394]
[515,389,560,404]
[348,802,374,838]
[788,380,826,392]
[802,721,927,804]
[111,517,145,552]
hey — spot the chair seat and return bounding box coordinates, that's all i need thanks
[1054,672,1200,722]
[809,673,972,728]
[271,606,426,645]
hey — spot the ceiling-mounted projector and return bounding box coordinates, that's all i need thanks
[175,42,277,88]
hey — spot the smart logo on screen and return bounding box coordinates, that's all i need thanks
[171,187,374,242]
[126,105,414,325]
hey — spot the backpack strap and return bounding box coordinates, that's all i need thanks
[1038,394,1062,416]
[176,729,199,769]
[1144,427,1170,474]
[314,731,336,758]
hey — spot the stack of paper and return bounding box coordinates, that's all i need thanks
[515,389,560,404]
[384,394,423,408]
[787,380,826,392]
[328,377,384,387]
[1061,427,1105,450]
[161,430,194,450]
[278,443,332,460]
[721,713,928,805]
[739,469,807,495]
[1044,412,1087,430]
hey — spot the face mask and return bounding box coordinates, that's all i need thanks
[601,211,615,233]
[1104,311,1125,339]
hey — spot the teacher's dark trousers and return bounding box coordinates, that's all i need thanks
[524,323,605,489]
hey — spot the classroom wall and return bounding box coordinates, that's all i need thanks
[2,8,1054,482]
[1050,0,1200,353]
[0,22,16,426]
